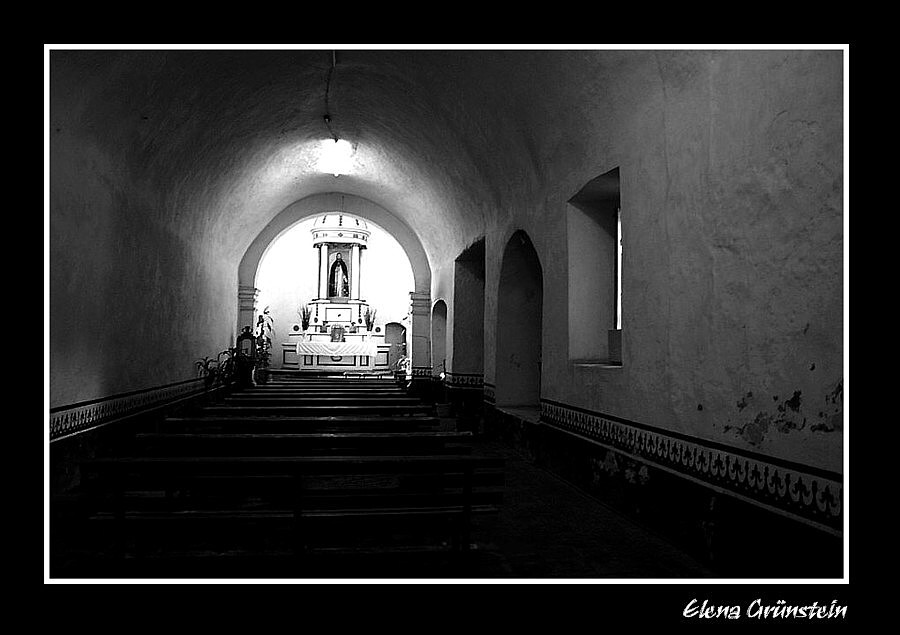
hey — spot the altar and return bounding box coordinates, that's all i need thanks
[285,330,390,372]
[295,341,379,356]
[278,212,392,374]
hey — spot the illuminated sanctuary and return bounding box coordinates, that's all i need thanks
[282,212,390,374]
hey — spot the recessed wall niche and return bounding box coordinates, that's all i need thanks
[567,167,622,365]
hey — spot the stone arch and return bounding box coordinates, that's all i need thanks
[237,192,432,371]
[239,193,430,297]
[495,230,543,408]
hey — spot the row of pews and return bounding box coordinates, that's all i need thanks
[55,373,504,577]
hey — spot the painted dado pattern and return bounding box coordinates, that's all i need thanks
[482,382,495,404]
[539,399,842,534]
[50,378,207,441]
[444,372,484,389]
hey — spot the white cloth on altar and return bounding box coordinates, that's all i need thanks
[296,341,379,356]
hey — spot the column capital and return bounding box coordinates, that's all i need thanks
[237,285,260,309]
[237,286,260,334]
[409,292,431,315]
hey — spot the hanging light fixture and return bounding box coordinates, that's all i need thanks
[318,50,354,177]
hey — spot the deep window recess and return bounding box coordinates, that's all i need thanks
[567,167,623,365]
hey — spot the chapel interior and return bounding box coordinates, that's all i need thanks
[47,47,845,580]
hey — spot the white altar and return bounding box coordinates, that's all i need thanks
[295,340,379,356]
[285,330,390,372]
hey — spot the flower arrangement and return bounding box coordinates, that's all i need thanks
[363,307,377,331]
[298,304,312,331]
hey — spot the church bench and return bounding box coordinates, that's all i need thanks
[226,390,409,397]
[261,381,399,385]
[157,415,443,433]
[236,389,408,396]
[222,396,421,406]
[80,454,505,558]
[129,431,475,456]
[200,404,433,416]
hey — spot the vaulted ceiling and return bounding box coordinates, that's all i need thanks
[50,48,634,268]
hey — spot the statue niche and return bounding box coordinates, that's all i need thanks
[328,252,350,298]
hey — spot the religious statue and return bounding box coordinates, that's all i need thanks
[328,252,350,297]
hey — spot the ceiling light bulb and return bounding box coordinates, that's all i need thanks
[318,138,354,177]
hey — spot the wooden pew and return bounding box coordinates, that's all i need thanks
[221,396,421,406]
[237,388,407,395]
[129,431,475,456]
[157,415,443,434]
[199,404,433,416]
[80,454,505,571]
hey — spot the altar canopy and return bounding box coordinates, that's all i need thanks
[296,341,379,356]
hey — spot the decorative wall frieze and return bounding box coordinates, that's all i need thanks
[483,382,495,403]
[539,399,843,533]
[411,366,432,378]
[444,372,484,390]
[50,378,207,441]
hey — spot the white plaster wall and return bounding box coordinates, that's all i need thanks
[509,50,843,472]
[49,52,238,408]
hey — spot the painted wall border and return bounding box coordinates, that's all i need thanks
[539,398,842,535]
[50,377,207,442]
[444,371,484,390]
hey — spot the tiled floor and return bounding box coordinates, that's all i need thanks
[461,438,714,579]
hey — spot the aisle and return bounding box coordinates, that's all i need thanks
[465,438,714,578]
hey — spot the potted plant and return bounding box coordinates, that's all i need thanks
[195,346,238,390]
[195,356,218,390]
[216,347,237,387]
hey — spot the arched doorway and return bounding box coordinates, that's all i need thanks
[431,300,448,377]
[495,230,543,409]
